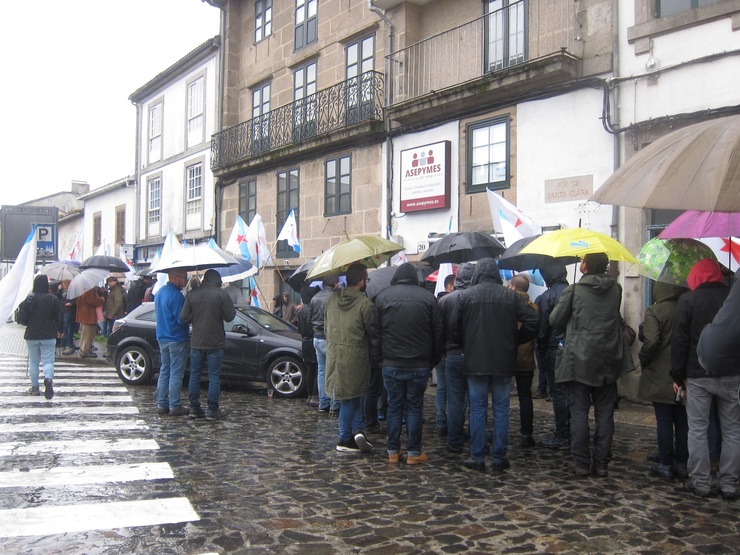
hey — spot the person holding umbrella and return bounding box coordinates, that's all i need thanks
[76,286,105,358]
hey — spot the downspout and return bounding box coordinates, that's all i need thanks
[610,0,620,240]
[368,0,394,238]
[131,99,141,263]
[213,6,227,246]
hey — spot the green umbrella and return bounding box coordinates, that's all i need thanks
[637,238,718,287]
[306,235,404,280]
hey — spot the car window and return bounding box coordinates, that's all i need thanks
[236,306,296,332]
[138,310,156,322]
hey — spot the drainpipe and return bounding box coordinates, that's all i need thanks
[213,5,227,245]
[611,0,620,240]
[131,99,142,263]
[368,0,395,237]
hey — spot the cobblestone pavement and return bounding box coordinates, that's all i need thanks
[1,322,738,554]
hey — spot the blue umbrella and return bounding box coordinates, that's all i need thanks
[214,256,255,283]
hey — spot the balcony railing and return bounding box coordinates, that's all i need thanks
[386,0,576,105]
[212,71,384,170]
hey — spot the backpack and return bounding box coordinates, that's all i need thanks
[16,296,33,326]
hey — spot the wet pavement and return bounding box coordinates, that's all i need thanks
[0,322,738,554]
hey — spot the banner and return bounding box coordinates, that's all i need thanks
[487,189,541,246]
[276,209,301,254]
[0,228,37,329]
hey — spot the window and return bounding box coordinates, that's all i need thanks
[346,35,375,124]
[255,0,272,42]
[187,76,204,147]
[293,61,317,141]
[93,212,102,253]
[485,0,526,72]
[294,0,317,50]
[276,169,300,258]
[466,116,510,193]
[186,163,203,215]
[115,205,126,245]
[252,82,271,154]
[239,179,257,225]
[148,102,162,163]
[656,0,721,17]
[325,155,351,216]
[148,178,161,223]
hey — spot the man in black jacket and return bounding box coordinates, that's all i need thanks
[372,263,444,465]
[455,258,538,471]
[181,269,236,421]
[309,273,340,413]
[535,262,570,449]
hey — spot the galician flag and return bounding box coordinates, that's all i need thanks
[0,228,38,329]
[249,276,262,308]
[246,214,273,269]
[487,189,541,246]
[276,209,301,254]
[224,215,252,261]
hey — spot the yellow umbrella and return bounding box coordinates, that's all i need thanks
[517,228,637,264]
[306,235,404,280]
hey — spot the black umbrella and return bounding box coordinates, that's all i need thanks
[496,235,581,271]
[286,258,316,292]
[421,232,505,266]
[79,255,131,273]
[365,262,434,300]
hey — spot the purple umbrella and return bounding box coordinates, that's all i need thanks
[658,211,740,239]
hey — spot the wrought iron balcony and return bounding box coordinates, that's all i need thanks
[212,71,384,171]
[386,0,577,106]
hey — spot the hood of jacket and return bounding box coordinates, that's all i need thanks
[334,287,367,310]
[539,261,568,288]
[454,263,475,289]
[391,262,419,286]
[471,258,503,286]
[578,273,617,293]
[653,281,687,303]
[687,258,723,291]
[202,269,222,287]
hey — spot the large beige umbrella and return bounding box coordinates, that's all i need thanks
[590,114,740,211]
[306,235,404,280]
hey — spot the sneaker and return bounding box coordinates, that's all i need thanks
[532,390,548,399]
[684,481,711,499]
[169,406,189,417]
[491,459,511,472]
[43,378,54,400]
[62,347,75,355]
[573,465,591,477]
[307,396,320,408]
[649,464,674,481]
[336,438,360,452]
[157,406,170,415]
[27,386,40,396]
[718,488,737,502]
[406,453,429,465]
[354,433,373,453]
[520,436,536,448]
[189,407,206,419]
[388,453,400,464]
[206,409,227,421]
[318,406,331,413]
[80,351,97,359]
[462,457,485,471]
[539,434,569,450]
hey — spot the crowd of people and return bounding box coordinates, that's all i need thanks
[17,253,738,501]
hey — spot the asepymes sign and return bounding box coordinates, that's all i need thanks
[400,140,451,212]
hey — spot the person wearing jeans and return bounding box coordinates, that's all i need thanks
[310,274,339,412]
[181,270,235,421]
[454,258,538,472]
[155,269,190,416]
[372,262,444,465]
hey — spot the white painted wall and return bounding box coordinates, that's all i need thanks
[387,121,460,255]
[81,186,136,259]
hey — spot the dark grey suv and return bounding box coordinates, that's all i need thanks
[106,303,306,398]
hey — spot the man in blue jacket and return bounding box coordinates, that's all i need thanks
[155,269,190,416]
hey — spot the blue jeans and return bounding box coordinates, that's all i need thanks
[314,338,339,410]
[653,401,688,467]
[468,375,511,464]
[338,396,364,442]
[62,311,75,348]
[26,339,56,387]
[383,366,430,456]
[445,353,467,451]
[542,348,569,439]
[156,341,188,410]
[434,358,447,431]
[188,347,224,413]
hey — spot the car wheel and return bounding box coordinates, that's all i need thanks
[116,346,153,385]
[267,356,306,398]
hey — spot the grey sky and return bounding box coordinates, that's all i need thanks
[0,0,220,206]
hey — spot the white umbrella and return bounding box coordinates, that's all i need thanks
[37,261,81,282]
[150,244,240,273]
[67,268,108,299]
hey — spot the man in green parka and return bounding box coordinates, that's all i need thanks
[325,263,374,454]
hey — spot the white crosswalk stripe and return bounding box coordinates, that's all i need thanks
[0,354,199,539]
